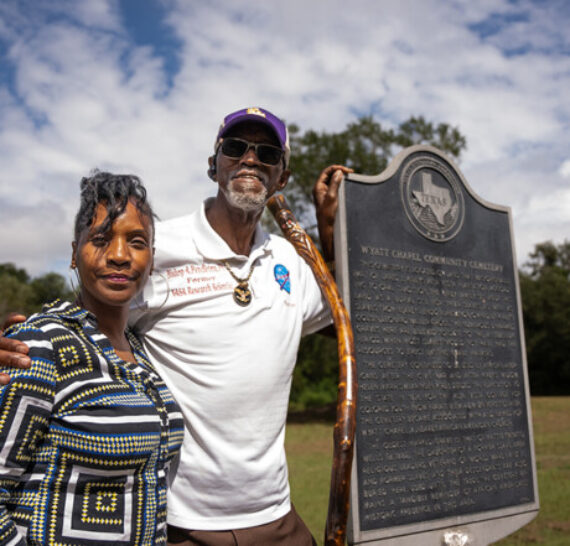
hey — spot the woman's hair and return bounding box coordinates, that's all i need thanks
[73,170,156,242]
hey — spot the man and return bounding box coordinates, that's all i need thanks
[0,107,351,545]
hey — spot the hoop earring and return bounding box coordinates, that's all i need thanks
[68,265,80,298]
[133,271,170,311]
[151,271,171,310]
[155,271,170,310]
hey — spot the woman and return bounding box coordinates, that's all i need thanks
[0,172,183,545]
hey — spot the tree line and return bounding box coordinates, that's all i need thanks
[0,263,73,320]
[1,116,567,401]
[283,114,568,402]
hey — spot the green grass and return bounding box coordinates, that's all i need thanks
[285,397,570,545]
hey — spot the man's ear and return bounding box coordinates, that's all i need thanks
[277,169,290,191]
[208,156,217,181]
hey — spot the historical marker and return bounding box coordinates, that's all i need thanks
[335,146,539,545]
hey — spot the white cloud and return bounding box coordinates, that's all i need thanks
[0,0,569,277]
[559,160,570,178]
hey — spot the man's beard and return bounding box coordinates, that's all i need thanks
[221,181,268,212]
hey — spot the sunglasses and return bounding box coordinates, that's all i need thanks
[219,137,284,166]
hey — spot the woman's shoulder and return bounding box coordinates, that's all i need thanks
[5,300,85,341]
[2,301,97,381]
[0,302,79,379]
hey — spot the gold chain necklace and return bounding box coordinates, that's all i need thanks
[222,259,257,306]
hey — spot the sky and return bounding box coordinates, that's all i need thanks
[0,0,569,278]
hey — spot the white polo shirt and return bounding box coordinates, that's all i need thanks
[131,199,331,530]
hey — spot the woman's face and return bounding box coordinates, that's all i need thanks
[73,199,153,313]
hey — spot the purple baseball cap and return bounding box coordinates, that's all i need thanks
[215,107,290,166]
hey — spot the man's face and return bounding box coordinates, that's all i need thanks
[212,121,290,212]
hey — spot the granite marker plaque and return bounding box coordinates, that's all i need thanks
[334,146,539,545]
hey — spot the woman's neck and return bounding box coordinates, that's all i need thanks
[76,294,133,359]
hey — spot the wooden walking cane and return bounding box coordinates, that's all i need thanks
[267,193,357,546]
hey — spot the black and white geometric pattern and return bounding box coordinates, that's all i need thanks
[0,300,184,545]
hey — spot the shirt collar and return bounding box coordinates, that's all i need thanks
[43,297,144,342]
[42,300,153,373]
[41,299,94,324]
[192,198,271,262]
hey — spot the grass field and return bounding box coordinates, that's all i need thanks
[285,397,570,545]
